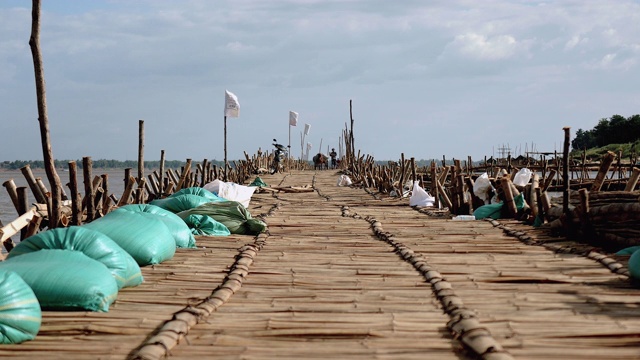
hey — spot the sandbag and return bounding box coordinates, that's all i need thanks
[113,204,196,248]
[629,250,640,280]
[409,181,435,207]
[513,168,533,187]
[84,210,176,266]
[0,270,41,344]
[616,246,640,256]
[8,226,142,289]
[182,214,231,236]
[203,180,256,208]
[170,187,224,202]
[178,201,266,235]
[336,175,352,187]
[150,194,214,213]
[0,250,118,312]
[248,177,268,187]
[473,173,493,204]
[473,202,503,220]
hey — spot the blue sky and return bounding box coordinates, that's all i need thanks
[1,0,639,162]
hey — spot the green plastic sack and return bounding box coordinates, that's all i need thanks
[150,194,215,213]
[473,203,503,220]
[170,187,224,202]
[0,250,118,312]
[84,210,176,266]
[617,246,640,256]
[0,270,41,344]
[113,204,196,248]
[629,250,640,280]
[182,214,231,236]
[248,177,268,187]
[178,201,267,235]
[8,226,142,289]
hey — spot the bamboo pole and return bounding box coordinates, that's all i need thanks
[2,179,20,213]
[68,161,82,226]
[118,176,136,206]
[20,164,46,204]
[562,127,570,216]
[501,175,517,218]
[83,157,95,221]
[624,167,640,192]
[17,187,29,239]
[159,150,165,196]
[592,151,616,192]
[138,120,144,185]
[29,0,62,228]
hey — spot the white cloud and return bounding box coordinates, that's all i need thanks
[446,33,521,61]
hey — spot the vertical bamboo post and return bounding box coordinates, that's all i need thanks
[29,0,62,228]
[592,151,616,192]
[530,173,539,218]
[624,167,640,192]
[159,150,165,196]
[17,187,29,239]
[68,161,82,226]
[20,165,46,203]
[501,175,517,218]
[410,157,416,182]
[2,180,20,213]
[101,174,109,212]
[562,127,570,217]
[349,100,355,166]
[201,159,208,186]
[83,157,95,221]
[224,115,228,182]
[138,120,144,185]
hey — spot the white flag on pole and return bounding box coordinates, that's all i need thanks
[224,90,240,118]
[304,123,311,136]
[289,111,298,126]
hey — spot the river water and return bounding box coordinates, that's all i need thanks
[1,168,127,229]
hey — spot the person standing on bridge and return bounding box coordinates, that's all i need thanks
[330,148,337,169]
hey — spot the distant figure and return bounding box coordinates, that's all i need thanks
[329,148,337,169]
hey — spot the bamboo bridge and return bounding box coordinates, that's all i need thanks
[1,169,638,360]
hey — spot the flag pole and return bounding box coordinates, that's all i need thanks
[288,124,291,172]
[224,115,228,181]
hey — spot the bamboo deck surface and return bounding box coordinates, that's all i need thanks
[1,170,639,359]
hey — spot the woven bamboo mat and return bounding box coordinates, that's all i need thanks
[2,169,639,359]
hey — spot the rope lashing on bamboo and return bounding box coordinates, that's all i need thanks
[485,219,630,277]
[341,206,514,360]
[131,202,281,360]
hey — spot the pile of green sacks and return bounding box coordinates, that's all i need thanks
[0,186,267,344]
[150,187,266,236]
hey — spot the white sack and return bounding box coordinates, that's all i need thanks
[203,179,256,208]
[513,168,532,187]
[409,181,435,207]
[336,175,352,187]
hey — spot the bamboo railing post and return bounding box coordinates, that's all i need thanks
[592,151,617,192]
[17,187,29,239]
[92,176,103,214]
[138,119,145,184]
[29,0,63,228]
[436,178,452,210]
[159,150,165,196]
[501,175,517,218]
[83,157,95,221]
[201,159,208,185]
[562,126,570,217]
[118,176,136,206]
[68,161,82,226]
[20,165,46,204]
[530,173,539,218]
[101,174,109,212]
[430,161,439,208]
[175,159,192,191]
[2,180,20,213]
[541,169,557,192]
[624,167,640,192]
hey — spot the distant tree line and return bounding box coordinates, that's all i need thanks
[0,159,225,170]
[572,114,640,150]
